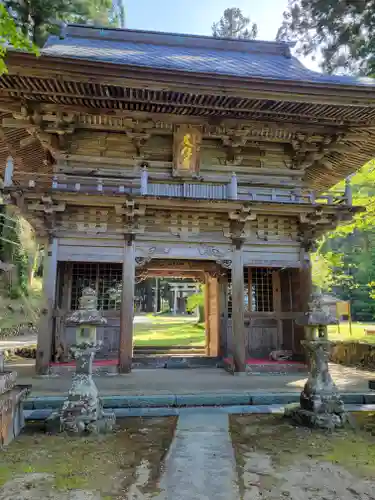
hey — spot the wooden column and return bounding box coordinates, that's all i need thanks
[119,235,135,373]
[219,273,229,356]
[231,240,246,371]
[204,272,210,355]
[36,236,58,375]
[293,250,313,355]
[272,270,282,349]
[55,262,73,362]
[300,252,313,313]
[206,274,220,357]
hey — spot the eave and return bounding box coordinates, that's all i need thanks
[4,52,375,107]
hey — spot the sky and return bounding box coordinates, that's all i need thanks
[124,0,319,70]
[125,0,288,41]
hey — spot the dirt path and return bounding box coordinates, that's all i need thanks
[231,414,375,500]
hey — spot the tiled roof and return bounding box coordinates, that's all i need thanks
[41,25,375,87]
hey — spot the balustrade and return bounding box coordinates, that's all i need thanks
[1,161,353,207]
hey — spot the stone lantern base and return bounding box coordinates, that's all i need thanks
[285,339,347,430]
[285,402,347,430]
[46,346,115,434]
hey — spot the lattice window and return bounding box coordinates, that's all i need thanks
[97,263,122,311]
[70,262,122,310]
[250,268,274,312]
[71,263,97,310]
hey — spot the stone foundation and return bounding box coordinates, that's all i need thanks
[330,341,375,369]
[0,354,30,446]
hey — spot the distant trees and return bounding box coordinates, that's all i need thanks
[312,161,375,321]
[277,0,375,75]
[212,7,257,40]
[3,0,126,47]
[0,4,36,73]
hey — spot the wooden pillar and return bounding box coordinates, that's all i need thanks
[119,235,135,373]
[36,236,58,375]
[55,262,73,362]
[272,270,282,349]
[206,274,220,357]
[231,240,246,371]
[293,250,313,355]
[219,273,229,356]
[300,251,313,313]
[205,275,211,355]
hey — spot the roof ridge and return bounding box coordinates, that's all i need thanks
[58,23,293,57]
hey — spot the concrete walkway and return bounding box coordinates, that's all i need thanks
[156,408,239,500]
[10,362,373,395]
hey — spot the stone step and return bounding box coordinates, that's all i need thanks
[23,391,375,412]
[134,346,206,356]
[23,402,375,422]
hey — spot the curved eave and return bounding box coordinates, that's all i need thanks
[4,51,375,107]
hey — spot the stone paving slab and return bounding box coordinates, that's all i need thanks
[9,363,374,396]
[155,408,239,500]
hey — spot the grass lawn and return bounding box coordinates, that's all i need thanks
[0,417,176,499]
[328,321,375,343]
[133,316,206,347]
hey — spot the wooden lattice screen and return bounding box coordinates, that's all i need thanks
[70,262,122,310]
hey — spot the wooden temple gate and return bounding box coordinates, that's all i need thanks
[0,24,373,374]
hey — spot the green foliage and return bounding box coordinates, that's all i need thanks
[0,4,37,74]
[3,0,125,48]
[212,7,257,39]
[187,286,205,323]
[277,0,375,75]
[311,247,344,292]
[314,161,375,321]
[0,209,33,297]
[186,287,204,311]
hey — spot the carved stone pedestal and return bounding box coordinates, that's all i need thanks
[47,346,115,434]
[0,352,30,445]
[46,287,115,434]
[285,293,347,430]
[286,339,346,429]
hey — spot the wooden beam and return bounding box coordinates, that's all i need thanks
[231,240,246,371]
[119,235,135,373]
[36,237,58,374]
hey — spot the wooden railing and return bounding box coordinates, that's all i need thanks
[1,159,353,207]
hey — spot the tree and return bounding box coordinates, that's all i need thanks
[187,285,205,323]
[277,0,375,75]
[0,4,36,73]
[3,0,124,47]
[212,7,257,40]
[311,161,375,321]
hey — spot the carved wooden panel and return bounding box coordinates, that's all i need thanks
[173,125,202,176]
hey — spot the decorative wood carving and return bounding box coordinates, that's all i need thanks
[6,107,76,156]
[173,125,202,176]
[27,196,66,214]
[169,213,200,239]
[115,200,145,234]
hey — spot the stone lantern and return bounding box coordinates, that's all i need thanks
[47,287,115,434]
[285,293,347,429]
